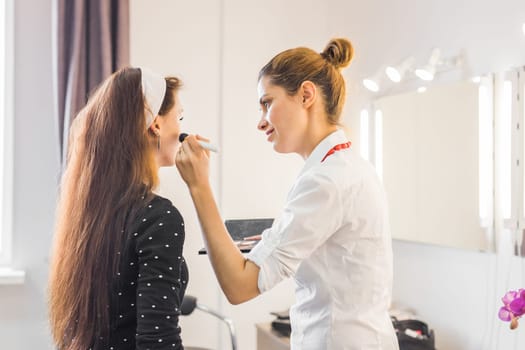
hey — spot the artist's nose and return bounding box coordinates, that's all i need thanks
[258,117,269,130]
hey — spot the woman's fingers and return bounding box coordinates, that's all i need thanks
[188,134,211,155]
[243,234,262,241]
[195,134,210,143]
[178,134,207,159]
[176,134,210,187]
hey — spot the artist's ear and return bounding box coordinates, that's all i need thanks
[300,80,316,108]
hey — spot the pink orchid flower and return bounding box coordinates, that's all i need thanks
[499,289,525,329]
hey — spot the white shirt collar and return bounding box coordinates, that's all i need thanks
[302,129,349,173]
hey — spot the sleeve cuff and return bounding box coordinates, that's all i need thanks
[246,228,280,293]
[246,228,274,266]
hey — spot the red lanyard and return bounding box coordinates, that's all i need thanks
[321,142,351,163]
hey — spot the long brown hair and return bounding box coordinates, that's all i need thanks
[258,37,354,124]
[48,67,181,349]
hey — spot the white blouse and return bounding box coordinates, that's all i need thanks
[247,129,399,350]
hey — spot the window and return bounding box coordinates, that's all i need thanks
[0,0,14,266]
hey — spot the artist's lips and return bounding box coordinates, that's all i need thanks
[266,128,274,141]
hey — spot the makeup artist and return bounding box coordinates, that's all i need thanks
[176,38,398,350]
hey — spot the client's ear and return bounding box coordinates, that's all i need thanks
[149,116,161,136]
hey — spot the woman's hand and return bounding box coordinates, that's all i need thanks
[175,134,211,190]
[175,134,261,304]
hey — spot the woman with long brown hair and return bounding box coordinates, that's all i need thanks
[48,67,188,349]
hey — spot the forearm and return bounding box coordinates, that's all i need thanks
[189,184,260,304]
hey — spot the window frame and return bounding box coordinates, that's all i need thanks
[0,0,15,266]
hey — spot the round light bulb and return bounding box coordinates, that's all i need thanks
[385,66,401,82]
[363,79,379,92]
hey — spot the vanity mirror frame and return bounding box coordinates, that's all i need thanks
[501,67,525,256]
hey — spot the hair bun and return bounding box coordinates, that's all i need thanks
[321,38,354,69]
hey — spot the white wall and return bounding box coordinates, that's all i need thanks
[2,0,525,349]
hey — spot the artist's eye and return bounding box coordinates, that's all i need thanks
[261,100,271,110]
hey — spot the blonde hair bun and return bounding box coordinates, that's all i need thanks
[321,38,354,69]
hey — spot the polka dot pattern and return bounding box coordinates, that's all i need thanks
[94,195,187,349]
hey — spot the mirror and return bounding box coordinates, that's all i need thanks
[373,78,493,252]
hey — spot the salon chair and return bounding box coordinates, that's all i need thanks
[181,295,238,350]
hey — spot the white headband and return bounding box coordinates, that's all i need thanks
[140,67,167,128]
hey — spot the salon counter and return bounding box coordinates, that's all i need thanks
[255,322,290,350]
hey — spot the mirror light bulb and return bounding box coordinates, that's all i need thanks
[415,67,435,81]
[363,79,379,92]
[385,67,401,82]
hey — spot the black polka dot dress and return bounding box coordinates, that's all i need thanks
[103,195,188,349]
